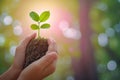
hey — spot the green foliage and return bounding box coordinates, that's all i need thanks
[91,0,120,80]
[30,11,50,38]
[41,23,50,29]
[39,11,50,22]
[30,11,39,22]
[31,24,39,30]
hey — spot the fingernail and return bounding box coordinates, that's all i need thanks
[29,33,36,39]
[29,33,36,37]
[32,33,36,37]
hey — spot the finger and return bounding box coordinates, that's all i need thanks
[13,33,36,69]
[23,52,57,73]
[18,52,58,80]
[15,33,36,58]
[33,52,58,71]
[39,59,57,79]
[16,33,36,54]
[47,38,57,54]
[19,33,36,48]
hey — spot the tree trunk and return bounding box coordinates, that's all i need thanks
[72,0,98,80]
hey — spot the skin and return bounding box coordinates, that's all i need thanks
[0,33,58,80]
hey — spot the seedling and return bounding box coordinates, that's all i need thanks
[30,11,50,38]
[23,11,50,68]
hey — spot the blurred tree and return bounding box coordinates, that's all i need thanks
[72,0,98,80]
[73,0,120,79]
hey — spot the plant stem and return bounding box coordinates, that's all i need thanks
[38,22,40,38]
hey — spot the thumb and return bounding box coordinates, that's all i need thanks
[47,38,57,54]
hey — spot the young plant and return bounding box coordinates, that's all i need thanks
[30,11,50,38]
[23,11,51,68]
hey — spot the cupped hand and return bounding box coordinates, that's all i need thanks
[17,35,58,80]
[0,33,58,80]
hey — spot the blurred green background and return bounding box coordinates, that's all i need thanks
[0,0,120,80]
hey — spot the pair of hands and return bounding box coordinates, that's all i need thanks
[0,33,58,80]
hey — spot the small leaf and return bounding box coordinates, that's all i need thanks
[30,11,39,22]
[39,11,50,22]
[31,24,39,30]
[41,23,50,29]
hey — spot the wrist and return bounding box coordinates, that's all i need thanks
[0,65,22,80]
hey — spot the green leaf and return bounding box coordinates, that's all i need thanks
[39,11,50,22]
[41,23,50,29]
[31,24,39,30]
[30,11,39,22]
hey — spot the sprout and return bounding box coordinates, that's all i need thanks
[30,11,50,38]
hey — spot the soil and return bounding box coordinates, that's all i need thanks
[23,38,48,68]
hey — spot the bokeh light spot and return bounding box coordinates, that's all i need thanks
[118,0,120,3]
[3,16,13,25]
[106,28,115,37]
[107,60,117,71]
[63,28,81,40]
[97,3,107,11]
[9,45,17,56]
[98,33,108,47]
[114,23,120,33]
[13,25,23,36]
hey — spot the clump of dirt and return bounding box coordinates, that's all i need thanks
[23,38,48,68]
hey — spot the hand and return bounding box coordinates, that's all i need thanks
[0,33,58,80]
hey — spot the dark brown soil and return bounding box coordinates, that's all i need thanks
[23,38,48,68]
